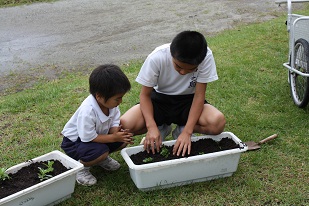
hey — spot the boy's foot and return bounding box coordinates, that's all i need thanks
[98,156,121,171]
[76,167,97,186]
[158,124,172,141]
[172,125,196,139]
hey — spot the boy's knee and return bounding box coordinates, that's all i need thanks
[215,112,226,133]
[217,112,226,125]
[207,112,226,135]
[120,117,129,127]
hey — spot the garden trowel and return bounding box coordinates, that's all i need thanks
[244,134,278,151]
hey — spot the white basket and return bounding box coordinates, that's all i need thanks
[0,150,83,206]
[121,132,247,191]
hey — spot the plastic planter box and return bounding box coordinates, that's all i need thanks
[121,132,247,191]
[0,150,83,206]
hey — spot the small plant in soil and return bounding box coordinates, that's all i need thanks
[142,157,154,163]
[37,160,54,181]
[130,137,240,165]
[0,168,10,182]
[160,146,170,158]
[0,160,70,199]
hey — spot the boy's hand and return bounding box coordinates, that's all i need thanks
[119,129,134,144]
[144,127,162,154]
[173,132,191,156]
[112,126,134,144]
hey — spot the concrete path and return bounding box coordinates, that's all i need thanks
[0,0,287,76]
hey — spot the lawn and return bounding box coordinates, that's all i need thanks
[0,0,55,7]
[0,8,308,206]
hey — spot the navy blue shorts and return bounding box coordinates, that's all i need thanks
[151,90,208,126]
[61,137,124,162]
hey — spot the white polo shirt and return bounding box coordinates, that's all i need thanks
[61,95,120,142]
[136,43,218,95]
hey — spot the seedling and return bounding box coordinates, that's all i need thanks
[0,167,10,181]
[160,146,170,158]
[142,157,153,163]
[38,160,54,181]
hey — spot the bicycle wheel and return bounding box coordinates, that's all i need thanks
[289,38,309,108]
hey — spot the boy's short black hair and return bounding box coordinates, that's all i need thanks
[170,31,208,65]
[89,64,131,101]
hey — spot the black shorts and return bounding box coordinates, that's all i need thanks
[151,90,208,126]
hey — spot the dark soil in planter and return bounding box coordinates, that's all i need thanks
[0,160,70,199]
[130,137,240,165]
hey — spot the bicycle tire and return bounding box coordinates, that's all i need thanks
[289,38,309,108]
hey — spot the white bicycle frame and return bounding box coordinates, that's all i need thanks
[276,0,309,77]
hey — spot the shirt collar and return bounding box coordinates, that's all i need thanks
[88,95,113,123]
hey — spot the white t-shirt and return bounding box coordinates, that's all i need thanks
[136,43,218,95]
[61,95,121,142]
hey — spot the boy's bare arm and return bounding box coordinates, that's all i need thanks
[139,86,156,129]
[139,86,162,153]
[108,126,121,134]
[185,82,207,134]
[173,83,206,156]
[91,126,134,144]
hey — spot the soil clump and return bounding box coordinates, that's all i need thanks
[130,137,240,165]
[0,160,69,199]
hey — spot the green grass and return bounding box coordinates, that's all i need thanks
[1,12,309,206]
[0,0,55,7]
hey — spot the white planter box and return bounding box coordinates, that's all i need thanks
[0,150,83,206]
[121,132,247,191]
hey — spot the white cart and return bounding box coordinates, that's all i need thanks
[276,0,309,107]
